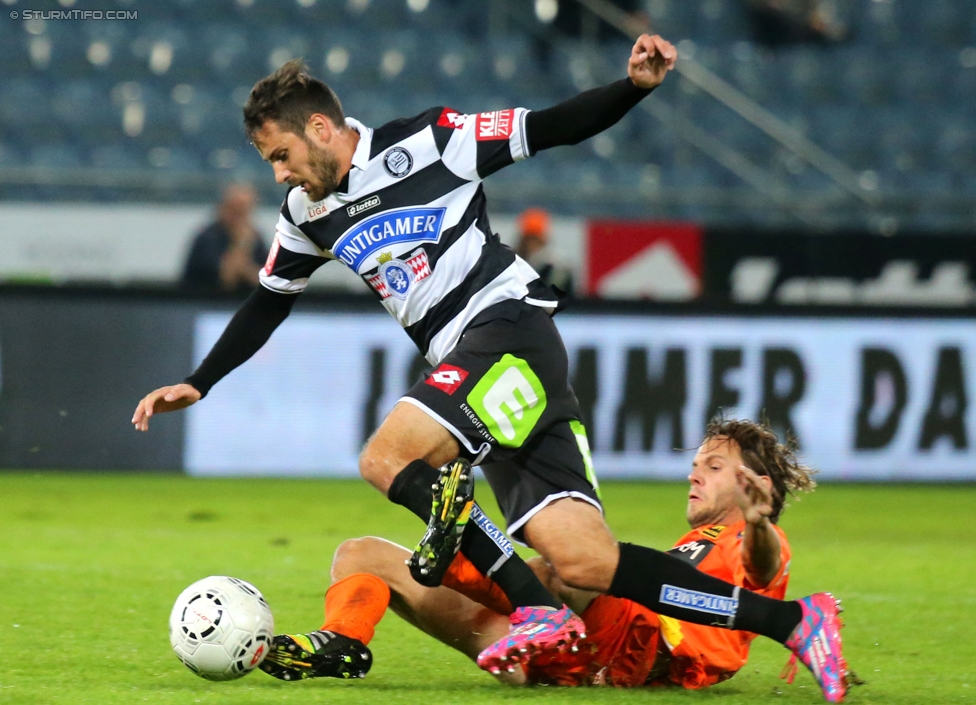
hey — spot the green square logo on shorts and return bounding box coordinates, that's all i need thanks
[467,354,547,448]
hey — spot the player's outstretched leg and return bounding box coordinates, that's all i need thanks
[259,630,372,681]
[781,593,856,703]
[407,458,474,587]
[475,604,586,675]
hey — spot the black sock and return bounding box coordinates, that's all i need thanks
[460,507,562,610]
[736,587,803,643]
[388,459,562,611]
[387,459,439,521]
[608,542,802,643]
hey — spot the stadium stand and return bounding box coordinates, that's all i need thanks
[0,0,973,229]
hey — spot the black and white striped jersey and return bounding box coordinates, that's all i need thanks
[259,108,558,365]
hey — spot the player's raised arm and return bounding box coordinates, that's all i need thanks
[735,464,782,588]
[131,284,299,431]
[523,33,675,154]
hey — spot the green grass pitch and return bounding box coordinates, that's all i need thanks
[0,474,973,704]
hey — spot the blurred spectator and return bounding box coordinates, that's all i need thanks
[515,207,575,296]
[743,0,848,47]
[182,184,268,293]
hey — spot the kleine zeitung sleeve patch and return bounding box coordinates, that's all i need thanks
[476,110,515,141]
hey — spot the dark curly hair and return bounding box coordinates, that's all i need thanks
[702,418,817,524]
[243,59,345,139]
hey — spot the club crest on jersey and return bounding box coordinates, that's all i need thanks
[383,147,413,177]
[333,206,446,271]
[425,363,469,395]
[476,109,514,141]
[365,248,431,300]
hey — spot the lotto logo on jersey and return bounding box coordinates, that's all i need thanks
[437,108,467,129]
[425,364,469,395]
[476,110,514,141]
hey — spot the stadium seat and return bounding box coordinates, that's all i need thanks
[935,117,976,173]
[0,0,970,229]
[650,0,699,41]
[0,32,34,76]
[893,50,954,105]
[786,47,844,106]
[30,143,84,169]
[809,106,880,172]
[893,0,969,45]
[877,109,936,173]
[0,142,24,167]
[693,0,751,45]
[89,143,145,170]
[838,47,896,106]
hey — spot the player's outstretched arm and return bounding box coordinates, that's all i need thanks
[735,464,782,588]
[132,285,298,432]
[523,34,675,154]
[132,383,201,431]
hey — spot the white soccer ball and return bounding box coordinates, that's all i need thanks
[169,576,275,681]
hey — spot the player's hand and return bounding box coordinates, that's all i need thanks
[734,465,774,525]
[627,34,676,90]
[132,383,201,432]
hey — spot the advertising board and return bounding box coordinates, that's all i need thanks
[186,312,976,480]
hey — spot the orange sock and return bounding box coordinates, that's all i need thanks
[441,553,513,615]
[321,573,391,646]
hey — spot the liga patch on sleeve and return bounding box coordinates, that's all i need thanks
[476,110,514,141]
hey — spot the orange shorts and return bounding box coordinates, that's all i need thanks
[524,595,667,687]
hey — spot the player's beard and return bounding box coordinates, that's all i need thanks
[686,497,721,528]
[302,138,341,202]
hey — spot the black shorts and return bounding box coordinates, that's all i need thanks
[401,301,602,542]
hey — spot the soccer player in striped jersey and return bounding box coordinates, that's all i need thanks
[132,34,846,701]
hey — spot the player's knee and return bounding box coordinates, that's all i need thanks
[331,537,383,582]
[547,552,615,593]
[358,445,396,494]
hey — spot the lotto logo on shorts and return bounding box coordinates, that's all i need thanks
[476,110,514,141]
[425,364,469,395]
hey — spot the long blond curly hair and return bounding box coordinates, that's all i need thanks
[702,418,817,523]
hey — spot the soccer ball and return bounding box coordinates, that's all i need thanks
[169,576,275,681]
